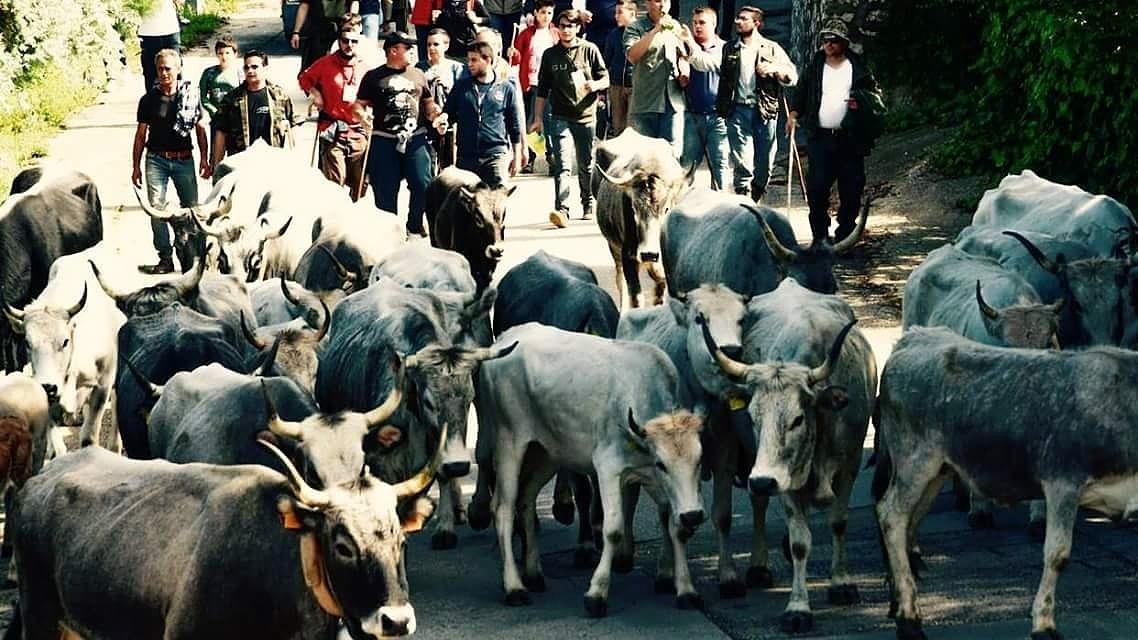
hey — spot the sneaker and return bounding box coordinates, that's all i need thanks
[581,204,595,220]
[406,226,429,239]
[520,164,534,175]
[549,210,568,228]
[138,257,175,275]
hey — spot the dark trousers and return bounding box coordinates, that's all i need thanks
[369,133,433,232]
[140,33,181,90]
[806,130,866,241]
[457,150,511,189]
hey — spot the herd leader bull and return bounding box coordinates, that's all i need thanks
[425,167,514,293]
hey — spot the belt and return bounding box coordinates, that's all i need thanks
[150,149,193,160]
[372,126,427,140]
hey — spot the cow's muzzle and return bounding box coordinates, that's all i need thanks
[749,476,779,496]
[676,509,705,542]
[639,251,660,263]
[485,245,504,260]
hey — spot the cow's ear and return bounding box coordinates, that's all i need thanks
[276,495,322,532]
[400,496,436,534]
[377,425,403,449]
[816,386,849,412]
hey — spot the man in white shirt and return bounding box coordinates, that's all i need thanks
[138,0,183,90]
[788,18,884,244]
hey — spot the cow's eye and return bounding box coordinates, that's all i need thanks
[61,338,69,349]
[654,461,666,471]
[334,542,354,559]
[789,415,804,430]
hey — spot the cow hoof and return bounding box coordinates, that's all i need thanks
[827,583,861,605]
[718,579,746,599]
[467,503,491,531]
[1027,519,1047,542]
[896,617,927,640]
[504,590,531,606]
[654,577,676,595]
[583,596,608,618]
[745,566,774,589]
[552,502,575,525]
[522,574,547,593]
[430,531,458,550]
[573,547,598,569]
[675,592,703,610]
[613,553,634,574]
[779,610,814,634]
[453,506,467,526]
[1030,630,1062,640]
[967,512,995,529]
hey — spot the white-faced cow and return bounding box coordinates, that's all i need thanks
[424,167,515,293]
[873,327,1138,640]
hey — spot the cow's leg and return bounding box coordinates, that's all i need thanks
[468,417,496,531]
[552,470,575,525]
[607,241,628,311]
[430,478,461,550]
[621,255,643,308]
[652,502,675,593]
[78,384,109,448]
[712,442,744,597]
[746,491,773,588]
[968,492,996,529]
[492,440,528,605]
[1030,482,1078,640]
[1027,499,1048,541]
[644,261,667,306]
[584,464,625,618]
[780,492,814,633]
[518,456,557,593]
[648,489,701,610]
[572,472,598,568]
[827,469,860,606]
[613,481,639,573]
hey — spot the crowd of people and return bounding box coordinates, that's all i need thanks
[131,0,884,272]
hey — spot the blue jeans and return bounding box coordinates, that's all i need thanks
[144,153,198,261]
[140,33,180,90]
[726,104,778,197]
[628,104,683,158]
[546,117,596,215]
[457,150,511,189]
[369,133,433,232]
[682,112,729,191]
[361,13,382,39]
[488,12,521,42]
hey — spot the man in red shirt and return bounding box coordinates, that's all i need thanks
[298,14,375,201]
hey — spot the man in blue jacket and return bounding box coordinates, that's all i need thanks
[438,41,525,187]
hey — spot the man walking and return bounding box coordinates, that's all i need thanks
[131,49,210,275]
[352,31,444,236]
[138,0,182,90]
[789,19,884,243]
[211,50,296,168]
[601,0,636,137]
[299,15,375,200]
[531,9,609,228]
[678,6,727,189]
[623,0,686,156]
[438,41,524,188]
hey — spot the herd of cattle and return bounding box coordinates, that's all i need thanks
[0,128,1134,640]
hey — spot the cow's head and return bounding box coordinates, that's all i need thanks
[668,284,747,398]
[241,214,295,283]
[626,408,705,541]
[90,257,204,318]
[4,286,88,422]
[259,420,443,638]
[600,154,690,263]
[241,301,330,396]
[438,286,496,348]
[700,317,857,505]
[134,184,232,273]
[1005,230,1136,346]
[403,341,517,480]
[457,182,514,260]
[744,198,870,294]
[974,280,1063,348]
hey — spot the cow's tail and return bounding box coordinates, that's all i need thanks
[869,398,890,503]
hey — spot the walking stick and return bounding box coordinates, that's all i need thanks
[782,96,809,207]
[355,121,373,201]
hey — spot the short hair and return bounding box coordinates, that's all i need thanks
[427,27,450,40]
[475,25,502,50]
[557,8,582,25]
[155,48,181,66]
[617,0,638,11]
[737,6,763,21]
[468,41,495,61]
[534,0,555,10]
[692,6,716,18]
[338,13,362,33]
[244,49,269,66]
[214,35,238,53]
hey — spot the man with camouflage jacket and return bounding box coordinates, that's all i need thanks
[211,50,296,169]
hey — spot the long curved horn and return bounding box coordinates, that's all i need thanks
[392,422,446,499]
[696,313,748,378]
[597,164,635,187]
[173,257,205,298]
[260,381,305,441]
[3,295,25,326]
[63,283,88,319]
[280,276,304,307]
[975,281,999,320]
[363,357,405,429]
[256,437,332,508]
[265,216,293,240]
[88,260,129,302]
[258,335,283,377]
[189,203,229,238]
[133,184,188,220]
[1003,230,1059,274]
[311,299,331,341]
[471,341,518,363]
[741,203,798,264]
[1049,297,1066,314]
[832,196,872,254]
[123,357,164,400]
[317,244,356,287]
[240,311,268,349]
[807,320,857,385]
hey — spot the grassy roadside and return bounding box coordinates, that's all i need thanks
[0,0,236,198]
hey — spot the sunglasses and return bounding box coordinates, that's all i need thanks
[243,64,262,70]
[822,36,843,44]
[558,22,578,28]
[340,36,360,44]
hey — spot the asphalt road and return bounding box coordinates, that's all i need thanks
[2,2,1137,638]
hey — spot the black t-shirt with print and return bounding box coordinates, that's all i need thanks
[357,65,432,136]
[246,88,272,145]
[137,88,193,153]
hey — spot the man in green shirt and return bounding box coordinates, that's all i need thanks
[199,35,241,162]
[623,0,687,157]
[531,9,609,228]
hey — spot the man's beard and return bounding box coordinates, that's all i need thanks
[338,49,356,60]
[736,25,753,37]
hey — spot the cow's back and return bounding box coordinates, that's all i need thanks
[616,307,702,411]
[495,251,618,338]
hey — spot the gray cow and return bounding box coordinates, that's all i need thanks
[702,279,877,634]
[872,327,1138,640]
[239,299,329,396]
[9,437,442,639]
[473,323,706,616]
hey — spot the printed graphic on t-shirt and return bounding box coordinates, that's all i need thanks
[377,74,421,135]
